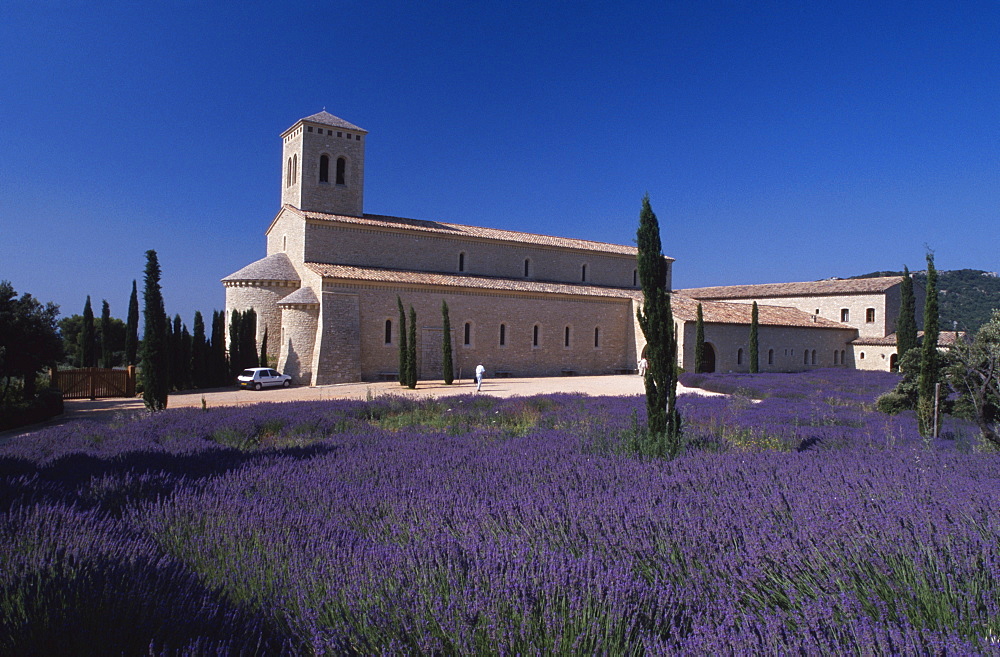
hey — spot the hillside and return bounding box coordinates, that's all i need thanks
[851,269,1000,333]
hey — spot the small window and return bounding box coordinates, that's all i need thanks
[581,264,587,282]
[499,323,506,346]
[319,154,330,183]
[866,308,876,323]
[840,308,850,322]
[811,350,817,365]
[594,327,600,348]
[737,348,743,365]
[804,350,809,365]
[464,322,471,346]
[282,235,287,251]
[833,350,839,365]
[564,326,571,348]
[307,126,313,132]
[533,324,539,347]
[860,352,866,360]
[524,259,530,277]
[633,269,637,286]
[768,349,774,366]
[336,157,346,185]
[327,130,332,135]
[458,252,465,272]
[384,319,392,344]
[286,157,292,187]
[815,309,820,315]
[292,154,297,185]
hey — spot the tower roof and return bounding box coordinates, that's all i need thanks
[286,110,367,135]
[221,252,300,283]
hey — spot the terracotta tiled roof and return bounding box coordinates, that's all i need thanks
[672,294,854,330]
[222,253,300,283]
[679,277,903,300]
[277,287,319,306]
[298,111,366,133]
[851,331,967,347]
[286,205,645,257]
[306,262,641,299]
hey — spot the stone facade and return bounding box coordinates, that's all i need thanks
[224,110,916,384]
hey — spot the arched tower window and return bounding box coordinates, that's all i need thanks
[524,259,530,277]
[581,264,587,282]
[292,154,298,185]
[336,157,346,185]
[319,155,330,183]
[458,252,465,272]
[286,157,292,187]
[633,269,637,286]
[384,319,392,344]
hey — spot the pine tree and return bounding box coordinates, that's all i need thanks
[192,311,208,388]
[397,296,408,386]
[229,310,242,378]
[694,303,705,374]
[125,280,139,366]
[749,302,760,373]
[634,194,681,457]
[407,305,418,389]
[442,300,454,384]
[80,296,96,367]
[918,251,941,437]
[895,266,918,364]
[140,250,169,411]
[259,324,268,369]
[100,300,112,368]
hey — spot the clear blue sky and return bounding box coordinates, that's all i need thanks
[2,1,997,326]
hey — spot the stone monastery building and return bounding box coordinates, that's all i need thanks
[224,111,924,385]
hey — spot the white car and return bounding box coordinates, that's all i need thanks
[237,367,292,390]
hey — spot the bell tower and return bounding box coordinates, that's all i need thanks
[280,111,366,217]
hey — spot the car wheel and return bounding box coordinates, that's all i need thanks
[283,380,290,387]
[254,382,262,391]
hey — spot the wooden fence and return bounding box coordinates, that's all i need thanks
[51,367,137,400]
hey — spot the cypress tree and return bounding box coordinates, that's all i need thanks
[140,250,169,411]
[80,296,96,368]
[259,324,269,369]
[164,313,174,390]
[918,251,941,437]
[125,280,139,366]
[397,296,408,386]
[442,300,454,384]
[694,303,705,374]
[100,300,112,368]
[192,311,207,388]
[212,310,228,385]
[171,315,184,390]
[180,322,192,391]
[749,302,760,373]
[241,309,258,370]
[635,194,681,457]
[407,305,417,389]
[895,266,918,363]
[229,310,242,377]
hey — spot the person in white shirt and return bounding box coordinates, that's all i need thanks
[475,363,486,392]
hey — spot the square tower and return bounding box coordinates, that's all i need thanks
[281,111,366,217]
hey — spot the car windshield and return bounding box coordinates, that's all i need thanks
[240,370,257,377]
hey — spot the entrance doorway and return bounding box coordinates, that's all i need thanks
[702,343,717,373]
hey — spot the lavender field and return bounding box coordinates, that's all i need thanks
[3,370,1000,654]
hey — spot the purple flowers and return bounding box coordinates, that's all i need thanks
[0,371,996,653]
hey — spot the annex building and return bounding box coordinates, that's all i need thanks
[224,111,923,385]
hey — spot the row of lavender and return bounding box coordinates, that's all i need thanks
[2,370,998,653]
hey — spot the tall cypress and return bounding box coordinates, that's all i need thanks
[171,315,184,390]
[749,302,760,373]
[229,310,242,377]
[635,194,681,457]
[397,296,408,386]
[895,266,917,362]
[164,313,174,390]
[442,300,454,384]
[917,251,941,437]
[212,310,228,385]
[694,303,705,374]
[241,309,258,370]
[259,324,269,369]
[407,305,418,389]
[100,300,112,368]
[140,250,169,411]
[80,296,96,368]
[125,280,139,366]
[180,322,192,391]
[192,311,207,388]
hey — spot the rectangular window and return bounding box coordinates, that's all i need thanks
[840,309,850,322]
[594,327,600,348]
[533,325,539,347]
[564,326,570,347]
[866,308,876,323]
[499,324,506,346]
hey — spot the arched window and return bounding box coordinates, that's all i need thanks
[292,154,298,185]
[737,348,743,365]
[564,326,571,348]
[841,349,846,364]
[458,252,465,272]
[524,259,530,277]
[319,155,330,183]
[633,269,637,286]
[581,264,587,282]
[594,327,600,348]
[464,322,471,346]
[532,325,539,347]
[499,324,506,346]
[811,350,817,365]
[768,349,774,366]
[384,319,392,344]
[286,157,292,187]
[804,350,810,365]
[336,157,346,185]
[834,350,839,365]
[860,351,866,360]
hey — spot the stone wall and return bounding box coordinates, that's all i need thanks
[223,281,298,364]
[311,291,361,384]
[304,222,647,289]
[277,305,318,384]
[281,122,364,216]
[720,290,908,339]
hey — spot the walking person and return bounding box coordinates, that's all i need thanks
[475,363,485,392]
[638,357,648,377]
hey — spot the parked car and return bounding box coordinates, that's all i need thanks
[237,368,292,390]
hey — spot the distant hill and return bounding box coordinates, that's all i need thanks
[851,269,1000,333]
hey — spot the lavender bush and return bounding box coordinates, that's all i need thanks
[1,370,997,654]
